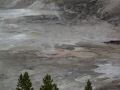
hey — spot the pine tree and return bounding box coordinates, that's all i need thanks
[84,80,92,90]
[40,74,59,90]
[16,72,34,90]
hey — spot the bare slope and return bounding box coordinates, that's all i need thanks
[0,0,35,9]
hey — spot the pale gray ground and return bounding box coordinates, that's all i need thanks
[0,0,120,90]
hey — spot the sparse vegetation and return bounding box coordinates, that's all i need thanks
[16,72,94,90]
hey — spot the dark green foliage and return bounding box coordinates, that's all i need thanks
[40,74,59,90]
[16,72,34,90]
[84,80,93,90]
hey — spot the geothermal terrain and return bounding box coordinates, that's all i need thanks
[0,0,120,90]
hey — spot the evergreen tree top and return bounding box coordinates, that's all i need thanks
[16,72,34,90]
[40,74,59,90]
[84,80,92,90]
